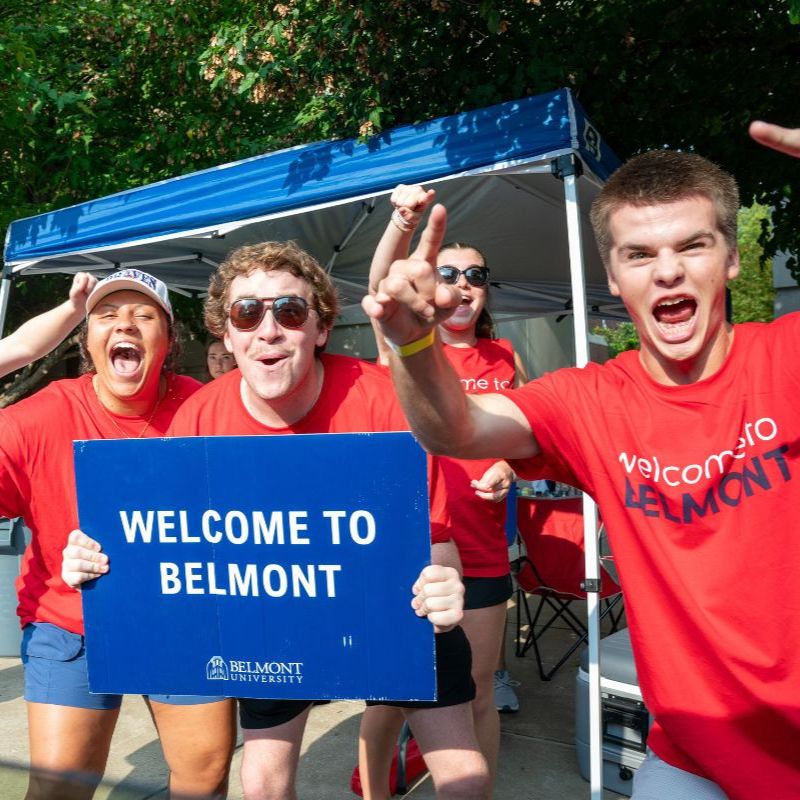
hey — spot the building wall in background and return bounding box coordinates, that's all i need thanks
[773,252,800,317]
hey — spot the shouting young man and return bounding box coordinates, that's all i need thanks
[362,122,800,800]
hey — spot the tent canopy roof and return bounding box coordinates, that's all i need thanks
[4,88,626,321]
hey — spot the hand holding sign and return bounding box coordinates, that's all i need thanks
[412,564,464,634]
[62,529,108,588]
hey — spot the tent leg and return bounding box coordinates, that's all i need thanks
[561,165,603,800]
[0,263,13,337]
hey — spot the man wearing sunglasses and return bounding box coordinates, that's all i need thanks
[65,241,490,800]
[363,125,800,800]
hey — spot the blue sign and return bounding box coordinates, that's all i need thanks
[73,433,435,701]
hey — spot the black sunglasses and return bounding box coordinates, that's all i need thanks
[437,265,490,287]
[228,296,312,332]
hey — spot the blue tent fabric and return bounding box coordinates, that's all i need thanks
[5,89,619,266]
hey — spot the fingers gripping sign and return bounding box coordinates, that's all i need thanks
[362,204,462,348]
[411,564,464,633]
[61,529,109,589]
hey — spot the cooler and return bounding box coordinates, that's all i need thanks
[0,517,28,656]
[574,627,650,796]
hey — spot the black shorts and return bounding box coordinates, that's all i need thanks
[238,698,313,730]
[463,574,513,610]
[366,625,475,710]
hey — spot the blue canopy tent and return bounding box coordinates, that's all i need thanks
[3,87,624,799]
[3,88,624,322]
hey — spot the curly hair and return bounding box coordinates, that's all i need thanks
[439,241,495,339]
[590,149,739,268]
[204,241,340,345]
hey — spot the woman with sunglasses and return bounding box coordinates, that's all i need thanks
[359,185,528,797]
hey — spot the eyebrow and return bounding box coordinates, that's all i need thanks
[676,230,716,247]
[617,230,716,252]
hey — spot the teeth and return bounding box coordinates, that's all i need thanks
[112,342,139,353]
[657,297,688,308]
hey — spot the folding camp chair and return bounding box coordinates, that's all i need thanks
[512,495,624,681]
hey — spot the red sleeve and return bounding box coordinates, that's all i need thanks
[427,456,451,545]
[0,416,27,519]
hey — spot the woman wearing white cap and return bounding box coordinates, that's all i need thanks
[0,269,235,799]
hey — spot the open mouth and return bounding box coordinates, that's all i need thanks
[110,342,143,375]
[258,354,286,367]
[653,297,696,330]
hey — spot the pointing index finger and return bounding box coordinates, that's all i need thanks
[410,204,447,267]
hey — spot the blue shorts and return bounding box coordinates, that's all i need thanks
[21,623,224,710]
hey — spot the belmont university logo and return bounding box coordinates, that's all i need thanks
[206,656,304,685]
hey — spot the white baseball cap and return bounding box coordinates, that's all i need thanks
[86,268,173,321]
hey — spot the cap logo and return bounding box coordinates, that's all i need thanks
[107,268,159,291]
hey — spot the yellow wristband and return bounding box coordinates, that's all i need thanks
[387,329,436,358]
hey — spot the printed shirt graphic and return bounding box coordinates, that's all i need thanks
[437,339,517,576]
[0,374,201,634]
[503,313,800,800]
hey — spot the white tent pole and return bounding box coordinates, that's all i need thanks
[325,199,376,273]
[0,264,13,336]
[558,155,603,800]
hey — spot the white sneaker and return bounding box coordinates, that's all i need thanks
[493,669,520,713]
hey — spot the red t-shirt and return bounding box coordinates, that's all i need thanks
[169,353,449,544]
[438,338,516,577]
[505,314,800,799]
[0,373,201,635]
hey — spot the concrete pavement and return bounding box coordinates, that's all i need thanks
[0,604,627,799]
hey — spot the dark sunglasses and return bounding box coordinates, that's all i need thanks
[437,265,490,287]
[228,296,312,332]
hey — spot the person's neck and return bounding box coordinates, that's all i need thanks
[438,326,477,348]
[92,374,165,417]
[640,324,735,386]
[240,359,325,428]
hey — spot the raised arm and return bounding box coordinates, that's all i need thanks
[749,121,800,158]
[0,272,97,378]
[362,205,539,461]
[370,185,437,365]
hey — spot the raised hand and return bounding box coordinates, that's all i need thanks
[68,272,98,315]
[362,204,462,348]
[749,121,800,159]
[389,184,437,232]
